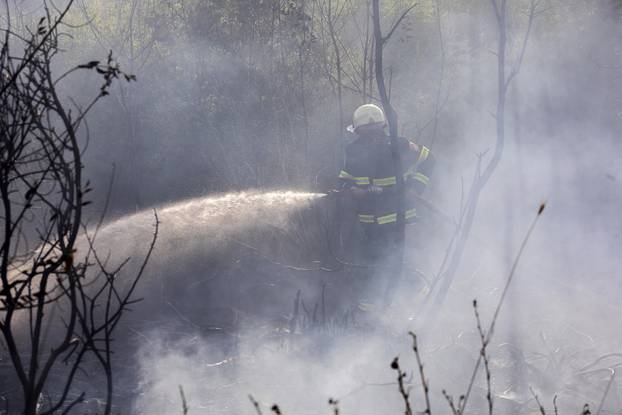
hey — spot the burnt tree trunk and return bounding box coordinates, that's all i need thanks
[372,0,406,308]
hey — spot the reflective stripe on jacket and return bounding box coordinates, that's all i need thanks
[339,135,434,226]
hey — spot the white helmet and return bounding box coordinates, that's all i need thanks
[347,104,386,132]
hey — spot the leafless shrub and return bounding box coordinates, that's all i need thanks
[390,357,413,415]
[0,2,154,414]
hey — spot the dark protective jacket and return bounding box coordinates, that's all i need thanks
[338,134,434,228]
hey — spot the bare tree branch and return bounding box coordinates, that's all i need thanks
[1,4,143,413]
[383,3,417,45]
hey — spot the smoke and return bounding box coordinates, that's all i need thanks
[3,0,622,413]
[84,190,327,311]
[133,325,408,414]
[110,2,622,414]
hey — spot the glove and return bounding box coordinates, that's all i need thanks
[368,185,383,194]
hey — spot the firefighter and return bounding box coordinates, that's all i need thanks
[339,103,435,310]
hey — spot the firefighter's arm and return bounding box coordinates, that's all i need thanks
[340,181,381,197]
[404,141,435,195]
[349,186,368,197]
[338,157,381,197]
[407,141,421,154]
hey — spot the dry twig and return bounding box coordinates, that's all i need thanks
[460,203,545,413]
[530,387,546,415]
[390,357,412,415]
[179,385,188,415]
[248,395,263,415]
[473,300,493,415]
[409,332,431,414]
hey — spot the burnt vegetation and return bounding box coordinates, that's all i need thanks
[0,2,155,414]
[1,0,621,414]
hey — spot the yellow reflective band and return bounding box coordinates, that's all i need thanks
[360,209,417,225]
[358,214,375,223]
[339,170,354,180]
[373,176,397,186]
[404,146,430,181]
[405,208,417,219]
[414,172,430,186]
[418,146,430,162]
[404,165,419,179]
[339,170,370,186]
[376,209,416,225]
[377,213,398,225]
[358,302,377,312]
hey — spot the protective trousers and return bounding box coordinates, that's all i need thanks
[361,225,403,309]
